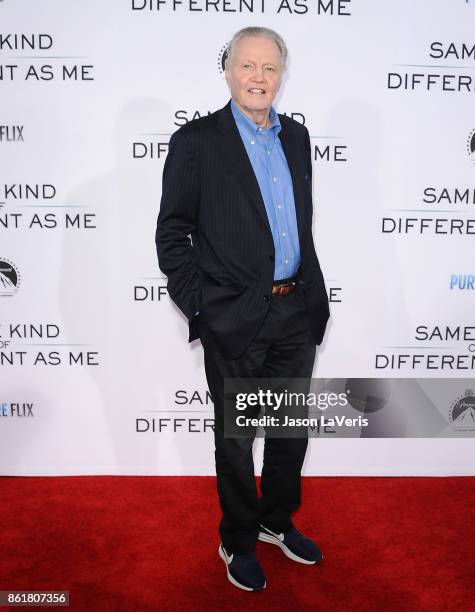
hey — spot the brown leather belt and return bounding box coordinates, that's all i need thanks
[271,279,296,296]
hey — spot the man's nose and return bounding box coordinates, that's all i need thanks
[252,67,265,80]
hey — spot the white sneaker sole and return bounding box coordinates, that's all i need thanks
[218,545,266,592]
[258,532,320,565]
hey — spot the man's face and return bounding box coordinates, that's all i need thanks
[225,35,283,120]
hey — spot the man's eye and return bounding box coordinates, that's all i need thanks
[243,64,252,69]
[265,66,275,72]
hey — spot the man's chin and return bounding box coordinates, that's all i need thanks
[242,100,271,114]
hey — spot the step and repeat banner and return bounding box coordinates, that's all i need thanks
[1,0,474,475]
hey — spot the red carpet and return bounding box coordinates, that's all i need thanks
[0,476,473,611]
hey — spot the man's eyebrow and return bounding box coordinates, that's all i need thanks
[240,59,278,66]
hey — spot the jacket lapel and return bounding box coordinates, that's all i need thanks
[278,120,305,241]
[216,102,272,236]
[215,101,305,241]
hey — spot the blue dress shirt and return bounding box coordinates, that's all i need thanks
[231,99,301,281]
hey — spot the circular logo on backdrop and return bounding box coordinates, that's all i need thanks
[467,129,475,165]
[217,43,229,75]
[0,258,21,296]
[449,389,475,429]
[344,378,390,413]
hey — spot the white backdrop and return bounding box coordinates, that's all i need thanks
[1,0,474,475]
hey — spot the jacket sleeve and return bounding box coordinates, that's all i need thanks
[304,126,313,186]
[304,126,314,223]
[155,130,201,321]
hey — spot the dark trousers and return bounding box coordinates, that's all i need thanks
[201,282,317,554]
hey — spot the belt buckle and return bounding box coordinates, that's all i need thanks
[272,280,296,296]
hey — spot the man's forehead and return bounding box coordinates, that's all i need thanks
[233,35,281,60]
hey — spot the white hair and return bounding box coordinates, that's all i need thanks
[224,26,288,71]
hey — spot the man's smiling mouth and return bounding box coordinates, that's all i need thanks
[248,88,266,94]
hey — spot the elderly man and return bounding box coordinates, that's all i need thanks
[156,26,329,591]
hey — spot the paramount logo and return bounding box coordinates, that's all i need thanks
[449,390,475,430]
[452,406,475,426]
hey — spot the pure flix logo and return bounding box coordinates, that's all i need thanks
[0,125,24,142]
[467,129,475,164]
[0,402,34,417]
[449,389,475,430]
[450,274,475,290]
[0,259,20,296]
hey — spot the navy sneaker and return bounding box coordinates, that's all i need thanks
[258,524,323,565]
[218,543,266,591]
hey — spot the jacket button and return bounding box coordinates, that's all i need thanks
[269,255,275,262]
[264,295,270,302]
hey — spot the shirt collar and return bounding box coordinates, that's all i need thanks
[230,99,281,140]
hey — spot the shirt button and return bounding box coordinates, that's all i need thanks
[273,177,277,182]
[282,232,286,237]
[277,205,282,209]
[285,259,289,264]
[267,150,270,154]
[250,140,255,145]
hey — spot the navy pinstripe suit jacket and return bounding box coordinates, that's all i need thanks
[156,100,330,358]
